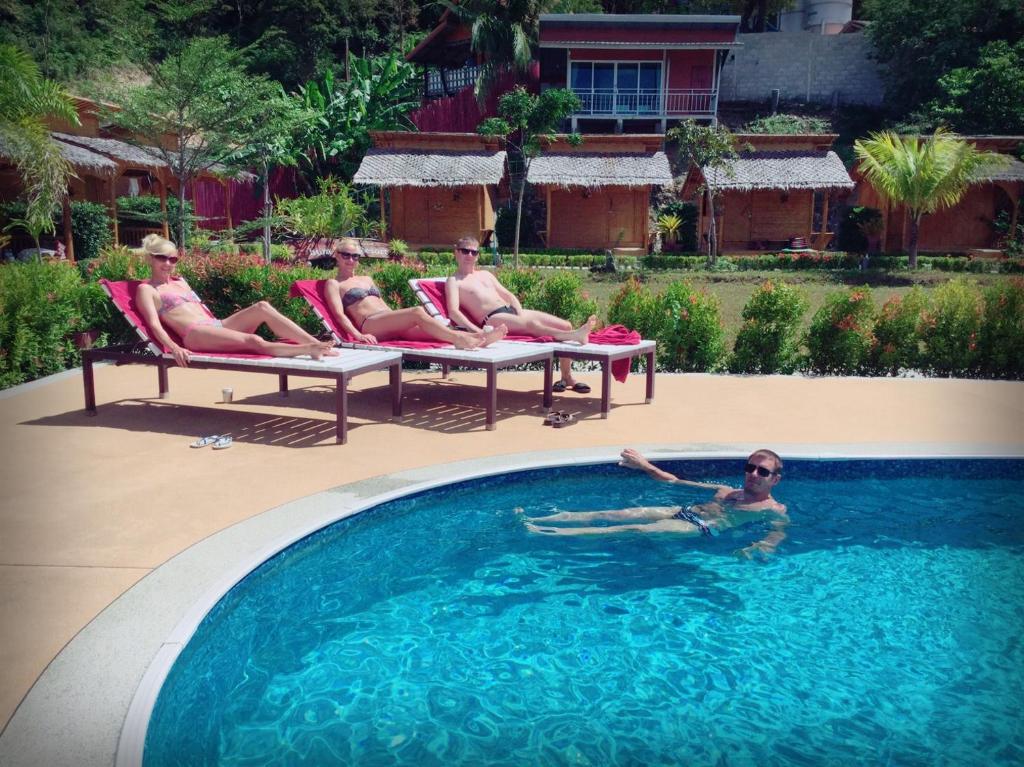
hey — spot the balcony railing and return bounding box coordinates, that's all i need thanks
[571,88,716,117]
[425,65,481,98]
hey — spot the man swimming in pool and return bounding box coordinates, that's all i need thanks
[524,447,788,559]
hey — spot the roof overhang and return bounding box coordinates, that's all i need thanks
[528,151,673,189]
[353,148,507,187]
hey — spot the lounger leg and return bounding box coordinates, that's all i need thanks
[335,375,348,444]
[485,365,497,431]
[542,357,553,413]
[390,363,403,417]
[83,355,96,415]
[601,362,612,419]
[158,364,169,399]
[645,350,655,403]
[441,362,450,379]
[279,373,289,397]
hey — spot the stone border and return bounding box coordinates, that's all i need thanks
[1,443,1020,767]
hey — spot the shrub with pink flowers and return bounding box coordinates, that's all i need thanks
[918,279,982,376]
[608,277,663,343]
[657,280,726,372]
[805,287,877,374]
[730,280,809,374]
[527,271,599,328]
[867,287,928,375]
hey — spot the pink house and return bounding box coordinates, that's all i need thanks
[538,14,741,133]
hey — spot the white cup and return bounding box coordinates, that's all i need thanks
[222,388,233,404]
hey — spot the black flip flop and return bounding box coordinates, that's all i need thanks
[570,382,591,394]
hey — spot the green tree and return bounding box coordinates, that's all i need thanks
[103,37,282,245]
[444,0,541,104]
[667,119,739,265]
[0,44,78,254]
[925,40,1024,135]
[865,0,1024,118]
[223,90,312,263]
[854,128,1004,268]
[478,86,582,267]
[294,52,419,185]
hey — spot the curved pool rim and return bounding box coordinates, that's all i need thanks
[1,442,1021,767]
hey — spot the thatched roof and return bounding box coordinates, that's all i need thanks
[0,135,118,177]
[353,149,507,187]
[972,155,1024,183]
[704,150,854,191]
[53,132,167,170]
[527,151,672,188]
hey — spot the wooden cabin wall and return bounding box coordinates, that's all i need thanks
[918,184,1013,251]
[546,187,647,249]
[719,189,814,249]
[389,185,488,247]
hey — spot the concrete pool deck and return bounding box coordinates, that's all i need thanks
[1,362,1022,760]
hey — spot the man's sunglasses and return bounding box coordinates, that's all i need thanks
[152,254,179,264]
[457,247,479,256]
[336,251,361,260]
[745,463,777,478]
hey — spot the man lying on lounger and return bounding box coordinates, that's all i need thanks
[446,235,596,393]
[524,448,789,559]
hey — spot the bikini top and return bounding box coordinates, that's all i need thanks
[341,285,382,309]
[154,283,203,315]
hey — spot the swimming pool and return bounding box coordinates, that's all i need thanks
[143,458,1024,766]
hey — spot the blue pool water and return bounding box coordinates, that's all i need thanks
[144,459,1024,766]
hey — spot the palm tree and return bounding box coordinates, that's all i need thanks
[854,128,1004,268]
[443,0,541,104]
[0,44,79,251]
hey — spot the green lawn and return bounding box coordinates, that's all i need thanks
[575,269,1009,346]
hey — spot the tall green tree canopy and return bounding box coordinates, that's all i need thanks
[865,0,1024,118]
[104,37,282,244]
[924,40,1024,135]
[854,128,1004,267]
[0,43,78,247]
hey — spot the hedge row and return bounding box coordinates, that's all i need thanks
[1,249,1022,389]
[608,276,1024,378]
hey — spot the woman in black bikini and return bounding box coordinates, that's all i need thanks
[323,239,507,350]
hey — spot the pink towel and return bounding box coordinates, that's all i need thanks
[290,279,450,349]
[413,278,641,382]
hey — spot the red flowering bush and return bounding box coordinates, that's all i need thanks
[730,280,809,373]
[805,287,876,374]
[978,278,1024,379]
[867,287,928,375]
[918,279,982,376]
[608,277,663,342]
[657,280,726,372]
[528,271,599,328]
[368,260,428,309]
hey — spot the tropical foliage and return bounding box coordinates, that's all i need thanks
[0,44,78,251]
[854,129,1004,268]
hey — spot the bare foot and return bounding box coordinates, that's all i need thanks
[307,342,341,359]
[565,315,597,345]
[480,325,508,347]
[451,333,482,350]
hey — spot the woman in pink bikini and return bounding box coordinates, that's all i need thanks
[135,234,339,367]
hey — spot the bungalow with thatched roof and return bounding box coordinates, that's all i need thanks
[527,135,672,253]
[853,136,1024,254]
[353,132,506,250]
[682,134,855,252]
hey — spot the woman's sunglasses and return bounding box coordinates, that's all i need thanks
[745,463,777,478]
[336,252,361,260]
[152,254,179,264]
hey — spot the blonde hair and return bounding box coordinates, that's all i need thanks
[140,234,178,258]
[334,237,363,255]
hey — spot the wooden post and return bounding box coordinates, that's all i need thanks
[379,187,387,240]
[1007,188,1020,246]
[110,177,120,245]
[545,187,552,247]
[159,179,169,238]
[62,194,75,263]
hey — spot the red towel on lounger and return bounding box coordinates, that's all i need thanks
[413,279,641,381]
[289,279,450,349]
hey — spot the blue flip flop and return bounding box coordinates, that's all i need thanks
[190,435,221,448]
[212,436,233,450]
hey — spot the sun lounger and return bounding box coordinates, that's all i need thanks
[410,278,656,418]
[290,280,554,431]
[83,280,404,444]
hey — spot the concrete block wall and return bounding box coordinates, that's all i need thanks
[719,32,885,107]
